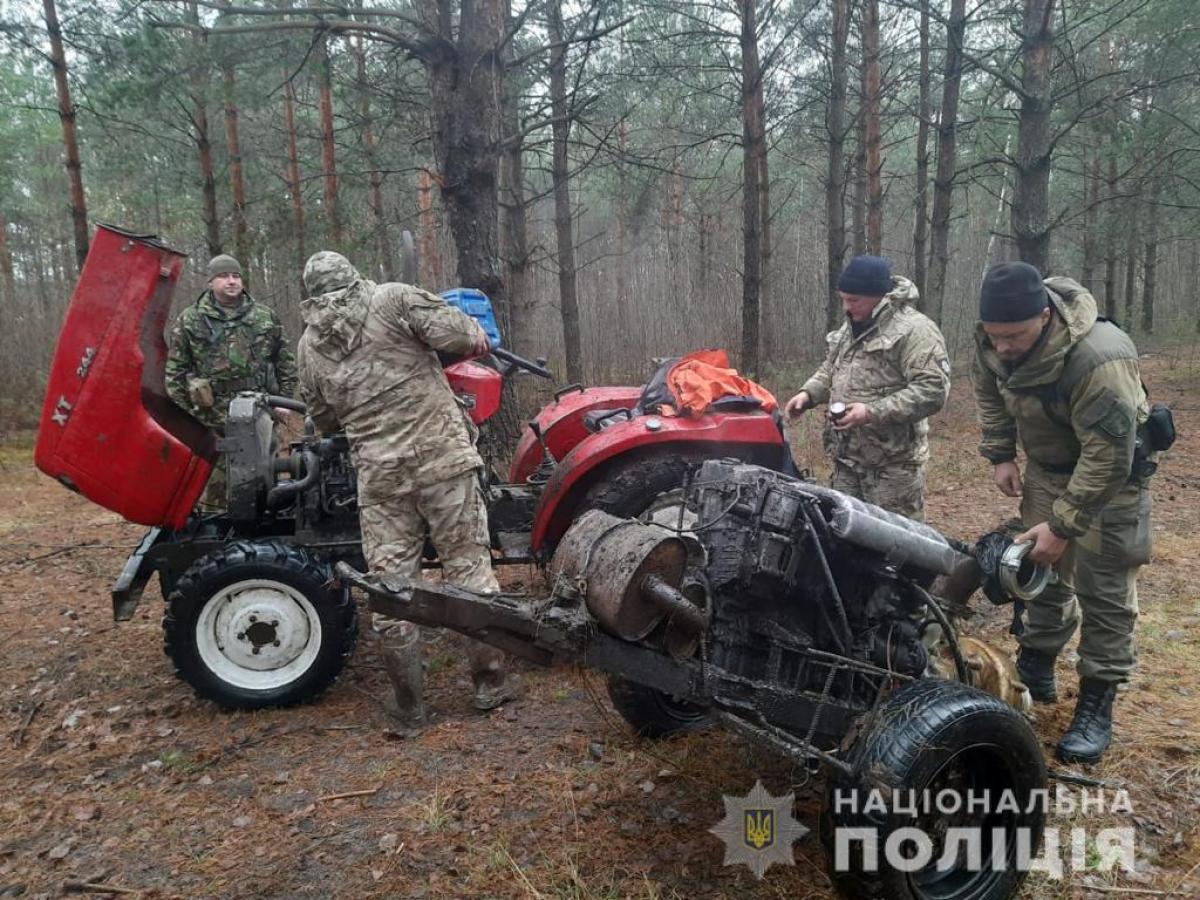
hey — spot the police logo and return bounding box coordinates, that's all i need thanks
[710,781,808,879]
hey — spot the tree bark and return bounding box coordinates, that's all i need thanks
[1011,0,1056,271]
[1141,158,1161,335]
[0,213,15,312]
[739,0,764,377]
[615,118,629,319]
[1080,153,1101,289]
[862,0,882,256]
[925,0,966,324]
[42,0,89,271]
[317,34,343,247]
[417,168,443,287]
[1123,211,1138,329]
[548,0,582,385]
[825,0,851,330]
[852,98,866,257]
[219,3,249,265]
[282,73,307,273]
[912,0,930,296]
[1103,152,1118,318]
[355,35,393,279]
[188,2,221,257]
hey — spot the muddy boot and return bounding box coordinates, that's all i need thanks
[379,629,426,731]
[1016,646,1058,704]
[1056,678,1118,765]
[469,643,520,711]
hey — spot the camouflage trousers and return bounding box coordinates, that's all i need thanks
[1017,465,1151,684]
[831,462,926,521]
[358,468,504,682]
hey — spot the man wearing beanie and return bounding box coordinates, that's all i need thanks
[785,255,950,520]
[296,251,518,729]
[165,254,299,509]
[974,260,1153,764]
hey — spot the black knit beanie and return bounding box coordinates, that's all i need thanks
[979,262,1048,322]
[837,255,892,297]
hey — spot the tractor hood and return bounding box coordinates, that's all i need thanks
[34,225,216,529]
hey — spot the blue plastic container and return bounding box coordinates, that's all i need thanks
[440,288,502,349]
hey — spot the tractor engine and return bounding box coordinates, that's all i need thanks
[691,459,971,717]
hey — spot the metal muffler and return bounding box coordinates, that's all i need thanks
[550,509,709,644]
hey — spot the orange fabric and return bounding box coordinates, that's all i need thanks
[663,349,778,417]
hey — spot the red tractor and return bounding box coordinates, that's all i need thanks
[35,225,793,709]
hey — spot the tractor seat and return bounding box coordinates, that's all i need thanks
[582,408,634,433]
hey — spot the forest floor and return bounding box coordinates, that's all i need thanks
[1,353,1198,899]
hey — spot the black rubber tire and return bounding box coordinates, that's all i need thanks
[820,679,1046,900]
[606,676,711,738]
[163,540,357,710]
[581,450,707,521]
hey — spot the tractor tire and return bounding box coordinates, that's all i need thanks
[581,451,706,522]
[820,679,1046,900]
[606,676,712,738]
[163,540,357,710]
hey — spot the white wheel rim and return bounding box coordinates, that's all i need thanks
[195,579,323,692]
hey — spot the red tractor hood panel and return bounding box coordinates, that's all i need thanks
[35,225,217,529]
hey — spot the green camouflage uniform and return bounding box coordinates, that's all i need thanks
[974,277,1151,684]
[799,276,951,520]
[165,290,298,508]
[295,251,504,690]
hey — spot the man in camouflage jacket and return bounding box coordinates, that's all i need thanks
[974,261,1152,765]
[296,250,516,727]
[785,255,951,520]
[165,254,298,509]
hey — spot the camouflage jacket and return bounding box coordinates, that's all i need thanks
[296,257,484,505]
[974,276,1149,538]
[165,290,298,429]
[800,276,951,469]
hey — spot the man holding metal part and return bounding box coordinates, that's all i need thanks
[785,255,950,521]
[973,261,1160,765]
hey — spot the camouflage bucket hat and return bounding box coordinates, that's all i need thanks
[303,251,360,297]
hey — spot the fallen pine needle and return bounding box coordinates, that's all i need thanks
[317,787,380,802]
[63,881,140,895]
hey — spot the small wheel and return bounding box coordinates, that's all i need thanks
[606,676,711,738]
[820,679,1046,900]
[163,541,357,709]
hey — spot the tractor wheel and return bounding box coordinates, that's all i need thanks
[606,676,711,738]
[163,540,357,710]
[581,451,706,526]
[820,679,1046,900]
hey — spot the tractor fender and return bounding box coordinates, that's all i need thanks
[529,411,786,555]
[508,385,643,484]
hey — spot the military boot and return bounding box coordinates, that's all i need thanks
[469,643,520,711]
[378,628,426,731]
[1016,646,1058,704]
[1056,678,1118,765]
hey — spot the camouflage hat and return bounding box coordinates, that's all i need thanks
[206,254,242,280]
[303,251,360,296]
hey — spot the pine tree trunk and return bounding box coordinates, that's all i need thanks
[912,0,930,297]
[188,2,220,258]
[355,36,393,279]
[548,0,582,385]
[615,119,629,319]
[926,0,966,324]
[863,0,882,256]
[42,0,89,271]
[417,168,443,287]
[282,73,306,274]
[826,0,851,330]
[1141,166,1160,335]
[317,34,343,246]
[218,3,248,266]
[1123,215,1138,329]
[0,213,15,311]
[1011,0,1056,271]
[852,99,867,257]
[1080,153,1101,289]
[1103,153,1118,318]
[739,0,764,377]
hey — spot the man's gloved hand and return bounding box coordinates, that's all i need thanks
[187,377,214,410]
